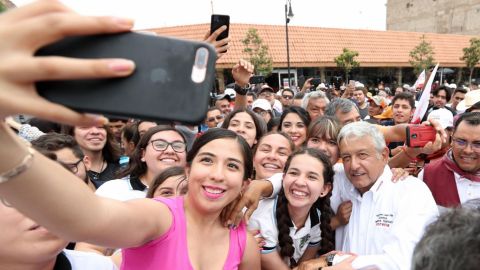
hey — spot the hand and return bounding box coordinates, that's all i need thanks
[224,179,266,227]
[419,133,443,155]
[203,26,230,59]
[0,0,135,126]
[390,167,409,183]
[390,145,403,156]
[232,59,254,87]
[301,78,313,92]
[422,119,447,144]
[336,201,352,226]
[248,229,266,249]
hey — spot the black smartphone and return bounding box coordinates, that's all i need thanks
[249,75,265,84]
[311,78,321,88]
[35,32,217,124]
[406,125,437,148]
[210,14,230,41]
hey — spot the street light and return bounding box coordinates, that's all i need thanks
[285,0,294,88]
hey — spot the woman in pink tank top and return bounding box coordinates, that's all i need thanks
[1,128,260,270]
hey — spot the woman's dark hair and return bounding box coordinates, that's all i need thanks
[267,117,281,132]
[61,124,120,163]
[220,108,267,146]
[122,121,140,147]
[279,106,311,133]
[146,166,186,198]
[117,126,186,179]
[187,128,253,181]
[275,148,335,266]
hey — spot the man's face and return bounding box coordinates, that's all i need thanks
[433,89,448,108]
[335,109,361,125]
[215,99,231,115]
[452,122,480,173]
[205,109,224,128]
[258,91,275,104]
[246,95,255,109]
[138,121,157,137]
[392,99,413,124]
[368,102,383,117]
[340,136,388,194]
[280,91,294,107]
[451,92,466,110]
[54,148,88,183]
[74,126,107,153]
[353,90,365,105]
[307,98,327,121]
[107,120,125,142]
[0,201,66,265]
[395,87,403,94]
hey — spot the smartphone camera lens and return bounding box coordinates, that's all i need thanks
[195,47,208,68]
[411,134,417,139]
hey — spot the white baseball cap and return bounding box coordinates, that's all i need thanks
[251,98,272,111]
[224,88,236,99]
[427,108,453,130]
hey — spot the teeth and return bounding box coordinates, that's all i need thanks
[205,187,224,194]
[292,190,308,197]
[263,163,280,169]
[160,158,176,163]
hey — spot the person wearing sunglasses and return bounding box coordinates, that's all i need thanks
[279,88,295,109]
[204,107,224,129]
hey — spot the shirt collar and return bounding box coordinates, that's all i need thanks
[129,177,147,191]
[53,252,71,270]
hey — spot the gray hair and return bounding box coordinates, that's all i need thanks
[301,91,330,109]
[325,98,358,117]
[412,208,480,270]
[337,122,386,153]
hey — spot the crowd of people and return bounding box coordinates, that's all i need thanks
[1,1,480,270]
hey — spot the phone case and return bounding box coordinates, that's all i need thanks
[36,32,217,124]
[210,14,230,41]
[406,125,437,148]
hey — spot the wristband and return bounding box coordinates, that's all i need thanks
[234,83,249,95]
[0,147,35,184]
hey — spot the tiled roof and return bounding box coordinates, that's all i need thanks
[147,23,477,69]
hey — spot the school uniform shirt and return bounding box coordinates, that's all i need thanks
[95,177,147,201]
[248,197,321,265]
[418,169,480,205]
[54,249,117,270]
[331,165,438,270]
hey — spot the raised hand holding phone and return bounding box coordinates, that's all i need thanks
[0,0,135,126]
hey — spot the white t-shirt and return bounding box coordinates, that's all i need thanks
[248,197,321,264]
[331,165,438,270]
[95,178,147,201]
[64,249,117,270]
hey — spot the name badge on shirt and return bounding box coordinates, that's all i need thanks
[374,213,394,228]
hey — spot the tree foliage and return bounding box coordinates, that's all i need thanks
[334,48,360,82]
[460,38,480,85]
[0,2,5,13]
[242,28,273,76]
[409,35,435,76]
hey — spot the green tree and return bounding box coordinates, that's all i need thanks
[460,38,480,85]
[334,48,360,82]
[0,2,5,13]
[241,28,273,76]
[409,35,435,76]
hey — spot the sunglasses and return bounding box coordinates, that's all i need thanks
[282,95,293,100]
[207,115,224,122]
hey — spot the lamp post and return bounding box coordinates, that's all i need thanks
[285,0,294,88]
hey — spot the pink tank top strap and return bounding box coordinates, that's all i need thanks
[224,221,247,270]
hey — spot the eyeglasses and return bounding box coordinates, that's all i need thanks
[282,95,293,100]
[452,137,480,151]
[150,139,186,153]
[207,115,224,122]
[60,159,83,174]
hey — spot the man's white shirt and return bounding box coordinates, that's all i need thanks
[331,165,438,270]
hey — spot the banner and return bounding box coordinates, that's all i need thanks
[412,69,426,90]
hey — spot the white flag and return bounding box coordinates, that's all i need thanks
[412,70,426,90]
[411,64,439,124]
